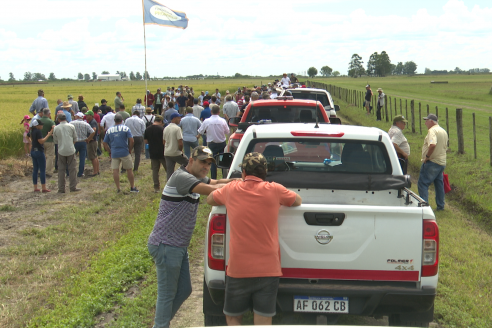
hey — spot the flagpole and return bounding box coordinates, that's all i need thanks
[142,0,148,102]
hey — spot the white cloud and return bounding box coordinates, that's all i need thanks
[1,0,492,78]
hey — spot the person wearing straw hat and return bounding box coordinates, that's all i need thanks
[388,115,410,174]
[376,88,385,121]
[418,114,448,211]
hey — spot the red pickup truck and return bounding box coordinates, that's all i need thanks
[227,97,332,153]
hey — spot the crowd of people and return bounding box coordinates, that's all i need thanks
[21,77,448,327]
[23,75,299,194]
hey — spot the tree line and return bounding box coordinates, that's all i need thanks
[348,52,417,78]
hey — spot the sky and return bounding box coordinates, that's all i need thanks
[1,0,492,79]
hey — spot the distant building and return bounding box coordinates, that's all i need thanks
[97,74,121,81]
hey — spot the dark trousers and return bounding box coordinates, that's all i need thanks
[207,141,226,179]
[31,150,46,185]
[151,158,167,189]
[155,104,163,115]
[74,142,87,177]
[165,154,189,180]
[133,136,144,171]
[376,105,382,121]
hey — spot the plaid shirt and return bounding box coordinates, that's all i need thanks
[70,119,94,142]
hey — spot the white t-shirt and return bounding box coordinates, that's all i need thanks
[281,77,291,87]
[388,125,410,155]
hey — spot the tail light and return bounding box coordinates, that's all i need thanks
[208,214,226,270]
[422,219,439,277]
[228,139,240,154]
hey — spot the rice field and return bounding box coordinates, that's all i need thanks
[0,78,271,159]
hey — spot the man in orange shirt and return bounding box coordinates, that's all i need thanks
[207,152,302,325]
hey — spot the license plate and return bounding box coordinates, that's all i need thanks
[293,296,349,313]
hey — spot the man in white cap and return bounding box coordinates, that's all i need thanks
[388,115,410,174]
[418,114,448,211]
[281,73,290,88]
[70,112,95,177]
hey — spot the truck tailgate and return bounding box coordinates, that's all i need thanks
[277,204,423,282]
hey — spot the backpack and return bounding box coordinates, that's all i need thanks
[143,115,154,128]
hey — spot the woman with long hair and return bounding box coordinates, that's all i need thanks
[30,119,54,192]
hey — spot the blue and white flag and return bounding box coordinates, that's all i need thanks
[142,0,188,29]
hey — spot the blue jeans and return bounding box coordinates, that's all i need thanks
[74,142,87,177]
[418,161,446,210]
[202,134,207,146]
[148,243,192,328]
[183,140,199,159]
[31,150,46,185]
[207,141,226,180]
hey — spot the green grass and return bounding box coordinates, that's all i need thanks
[0,204,16,211]
[331,93,492,327]
[309,78,492,219]
[0,78,270,159]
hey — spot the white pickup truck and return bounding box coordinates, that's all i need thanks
[203,123,438,327]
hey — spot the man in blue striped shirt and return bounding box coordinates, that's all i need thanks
[29,89,49,114]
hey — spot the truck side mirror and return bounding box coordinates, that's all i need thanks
[229,117,241,126]
[334,105,341,111]
[329,117,342,125]
[215,153,234,169]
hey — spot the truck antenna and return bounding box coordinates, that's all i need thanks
[315,94,319,128]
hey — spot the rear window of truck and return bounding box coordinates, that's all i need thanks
[289,91,330,108]
[245,105,325,123]
[245,139,392,175]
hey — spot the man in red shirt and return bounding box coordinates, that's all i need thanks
[207,152,302,325]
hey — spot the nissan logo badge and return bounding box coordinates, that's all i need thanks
[315,229,333,245]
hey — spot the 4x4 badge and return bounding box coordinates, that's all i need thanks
[315,229,333,245]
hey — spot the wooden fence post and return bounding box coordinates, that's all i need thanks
[400,99,402,115]
[427,104,429,116]
[389,97,392,121]
[473,113,477,159]
[456,108,465,154]
[446,108,449,147]
[419,103,422,135]
[394,98,397,115]
[436,106,439,118]
[385,95,388,122]
[489,117,492,166]
[411,100,415,133]
[405,99,408,119]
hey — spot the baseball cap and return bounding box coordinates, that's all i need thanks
[101,99,107,103]
[191,146,216,163]
[365,84,370,88]
[32,119,43,126]
[423,114,438,121]
[24,115,31,120]
[241,152,267,172]
[67,94,73,99]
[86,110,94,116]
[393,115,408,124]
[170,113,183,120]
[75,112,84,118]
[203,101,210,107]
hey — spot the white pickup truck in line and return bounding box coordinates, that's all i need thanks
[203,122,438,327]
